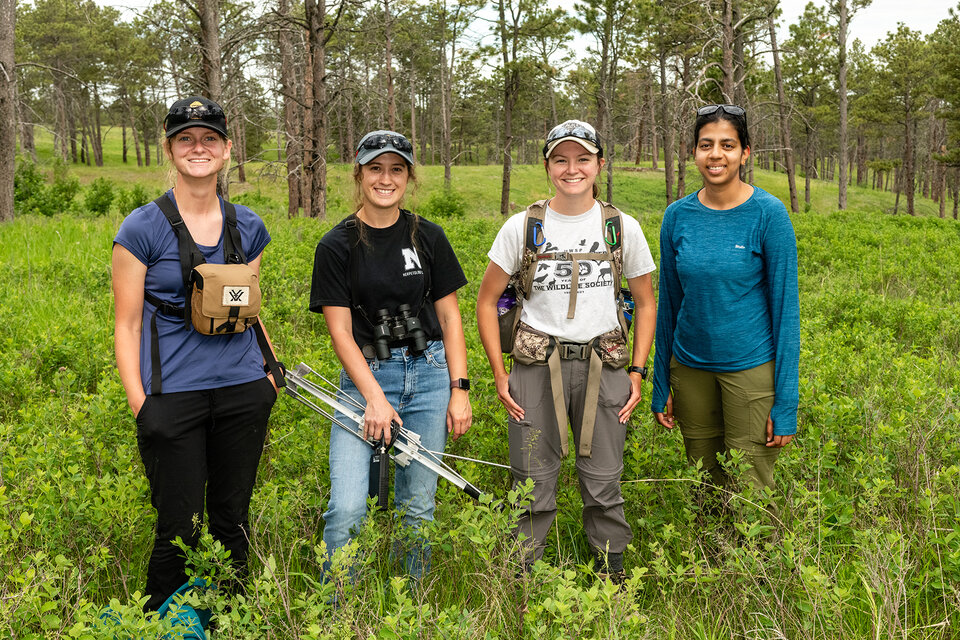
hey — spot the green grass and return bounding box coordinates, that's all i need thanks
[3,129,960,638]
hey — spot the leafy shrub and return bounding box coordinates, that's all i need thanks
[232,189,275,209]
[115,183,152,214]
[13,159,53,216]
[83,178,115,215]
[47,159,81,213]
[419,186,467,219]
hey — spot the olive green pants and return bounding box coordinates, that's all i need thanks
[508,360,633,564]
[670,357,779,489]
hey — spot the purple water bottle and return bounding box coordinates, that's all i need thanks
[497,285,517,317]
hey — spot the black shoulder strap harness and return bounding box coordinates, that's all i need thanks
[144,192,283,395]
[343,211,432,344]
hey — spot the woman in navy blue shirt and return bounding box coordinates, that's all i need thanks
[112,97,279,611]
[651,105,799,490]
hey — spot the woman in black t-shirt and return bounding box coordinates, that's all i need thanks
[309,130,471,579]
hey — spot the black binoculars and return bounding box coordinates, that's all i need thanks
[372,304,428,360]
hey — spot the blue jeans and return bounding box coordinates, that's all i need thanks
[322,340,450,579]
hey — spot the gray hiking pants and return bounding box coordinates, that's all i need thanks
[508,360,633,564]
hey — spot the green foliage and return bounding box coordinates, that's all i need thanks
[231,189,277,210]
[115,183,153,214]
[1,167,959,638]
[13,158,46,215]
[83,178,115,216]
[13,159,80,216]
[418,186,468,219]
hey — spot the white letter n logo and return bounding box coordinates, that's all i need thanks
[401,248,421,271]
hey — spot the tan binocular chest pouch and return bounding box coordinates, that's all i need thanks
[190,263,261,335]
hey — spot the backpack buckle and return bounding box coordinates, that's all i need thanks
[556,341,590,360]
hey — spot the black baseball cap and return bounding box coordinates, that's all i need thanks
[163,96,228,139]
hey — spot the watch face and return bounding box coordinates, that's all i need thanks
[451,378,470,390]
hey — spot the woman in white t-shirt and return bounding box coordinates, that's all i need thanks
[476,120,656,582]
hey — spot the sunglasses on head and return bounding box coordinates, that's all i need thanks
[357,133,413,154]
[164,103,225,128]
[545,122,600,146]
[696,104,746,118]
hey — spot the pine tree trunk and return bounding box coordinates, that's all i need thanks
[837,0,848,209]
[128,101,142,167]
[306,0,328,219]
[384,0,396,130]
[279,0,301,217]
[409,67,417,163]
[659,47,674,205]
[302,42,313,216]
[0,0,14,222]
[768,13,799,213]
[721,0,734,101]
[648,81,658,170]
[199,0,222,103]
[904,114,915,215]
[498,0,515,216]
[440,5,452,187]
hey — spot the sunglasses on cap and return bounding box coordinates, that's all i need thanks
[696,104,746,118]
[164,102,226,129]
[545,121,600,147]
[357,133,414,154]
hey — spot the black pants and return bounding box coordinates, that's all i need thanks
[136,377,277,611]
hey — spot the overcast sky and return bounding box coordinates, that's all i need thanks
[99,0,955,52]
[777,0,953,48]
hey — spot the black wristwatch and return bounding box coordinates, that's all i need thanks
[450,378,470,391]
[627,365,648,380]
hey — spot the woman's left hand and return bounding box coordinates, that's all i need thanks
[618,371,645,424]
[447,389,472,440]
[765,414,794,447]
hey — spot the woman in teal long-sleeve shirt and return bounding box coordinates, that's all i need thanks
[651,104,799,490]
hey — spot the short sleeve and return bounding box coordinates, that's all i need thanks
[309,226,352,312]
[425,222,468,301]
[620,214,656,279]
[486,212,526,276]
[114,204,162,266]
[235,204,271,261]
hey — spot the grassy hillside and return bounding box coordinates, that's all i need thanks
[3,141,959,638]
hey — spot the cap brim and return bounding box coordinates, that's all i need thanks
[164,120,228,139]
[355,146,415,166]
[545,137,600,158]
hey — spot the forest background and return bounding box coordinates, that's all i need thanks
[2,0,960,638]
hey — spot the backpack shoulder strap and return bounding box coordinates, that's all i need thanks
[515,200,548,299]
[154,193,205,288]
[598,200,622,252]
[222,200,246,264]
[523,199,548,252]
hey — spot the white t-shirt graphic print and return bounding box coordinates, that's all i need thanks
[488,201,656,343]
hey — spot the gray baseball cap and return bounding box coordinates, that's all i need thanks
[355,130,415,165]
